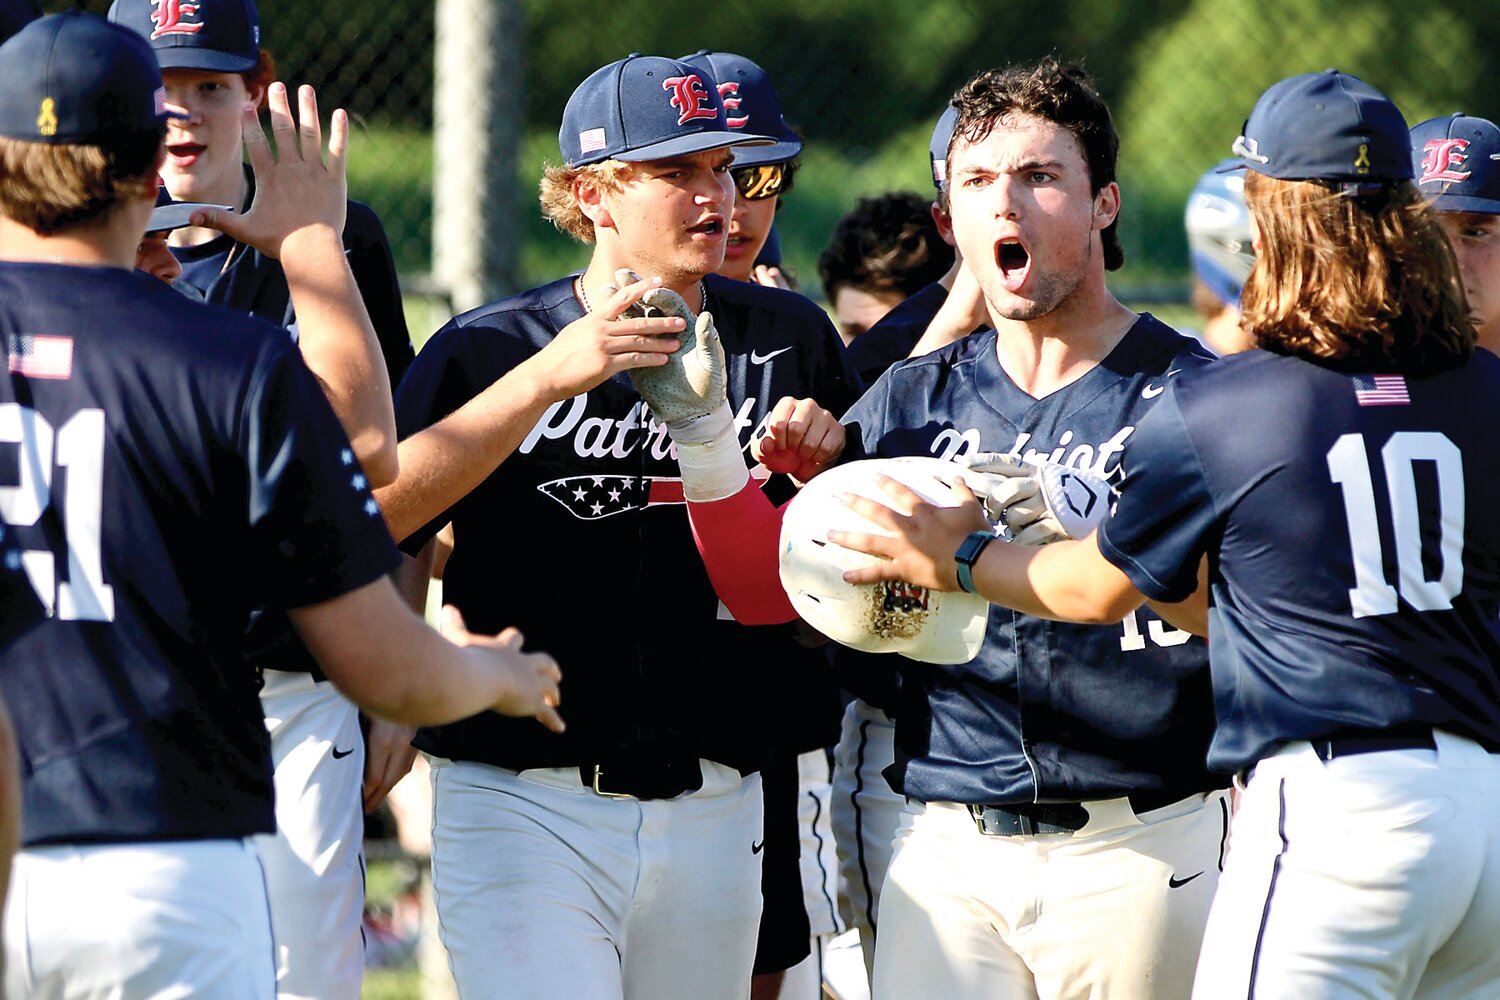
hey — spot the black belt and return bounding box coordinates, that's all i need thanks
[967,787,1194,837]
[1313,723,1436,761]
[581,755,705,800]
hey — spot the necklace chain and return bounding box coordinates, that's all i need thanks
[576,277,706,316]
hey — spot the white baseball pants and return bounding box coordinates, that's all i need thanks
[830,699,903,982]
[428,756,763,1000]
[4,839,275,999]
[1194,730,1500,999]
[255,670,367,1000]
[873,790,1230,1000]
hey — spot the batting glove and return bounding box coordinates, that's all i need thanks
[957,452,1115,545]
[605,270,744,502]
[606,269,728,431]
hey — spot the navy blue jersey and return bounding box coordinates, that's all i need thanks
[842,316,1223,805]
[844,282,948,390]
[1,514,42,653]
[0,262,399,846]
[172,169,414,678]
[1099,349,1500,774]
[396,273,857,771]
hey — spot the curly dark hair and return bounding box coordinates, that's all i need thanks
[817,191,954,304]
[950,57,1123,270]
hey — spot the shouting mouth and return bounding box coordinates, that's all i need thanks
[996,238,1031,292]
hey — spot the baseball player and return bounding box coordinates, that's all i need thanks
[1183,161,1255,355]
[651,58,1232,999]
[817,191,955,346]
[681,48,847,1000]
[1411,113,1500,355]
[372,53,854,999]
[107,2,416,995]
[0,12,563,997]
[682,50,803,292]
[837,68,1500,999]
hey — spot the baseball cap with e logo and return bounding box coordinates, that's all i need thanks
[560,54,774,168]
[107,0,261,74]
[0,11,183,145]
[1410,114,1500,216]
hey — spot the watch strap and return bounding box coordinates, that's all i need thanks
[954,530,995,594]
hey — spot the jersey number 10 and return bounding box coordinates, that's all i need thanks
[1327,431,1463,619]
[0,403,114,621]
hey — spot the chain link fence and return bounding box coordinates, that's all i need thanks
[58,0,1500,316]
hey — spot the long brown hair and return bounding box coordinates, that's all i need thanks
[1241,171,1474,374]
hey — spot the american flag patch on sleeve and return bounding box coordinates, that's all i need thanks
[1353,373,1409,406]
[7,334,73,380]
[578,128,607,155]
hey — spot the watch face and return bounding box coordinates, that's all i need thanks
[957,531,993,564]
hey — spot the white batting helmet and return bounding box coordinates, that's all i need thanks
[779,457,990,665]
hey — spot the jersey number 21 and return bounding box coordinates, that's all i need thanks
[0,403,114,621]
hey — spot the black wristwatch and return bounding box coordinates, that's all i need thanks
[953,530,996,594]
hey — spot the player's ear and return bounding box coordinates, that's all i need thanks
[575,174,615,233]
[931,199,956,247]
[1092,182,1121,232]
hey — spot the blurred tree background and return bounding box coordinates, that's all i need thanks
[64,0,1500,315]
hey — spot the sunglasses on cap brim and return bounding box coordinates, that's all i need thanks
[732,163,788,201]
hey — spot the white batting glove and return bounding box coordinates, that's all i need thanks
[957,452,1115,545]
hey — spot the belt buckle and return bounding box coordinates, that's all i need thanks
[589,764,636,800]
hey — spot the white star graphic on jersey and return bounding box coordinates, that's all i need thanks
[572,486,587,501]
[608,489,622,501]
[364,498,381,516]
[340,448,355,466]
[591,476,606,487]
[351,474,367,490]
[619,476,635,488]
[591,502,604,516]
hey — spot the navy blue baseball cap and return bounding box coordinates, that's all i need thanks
[679,51,800,166]
[560,54,774,168]
[0,12,181,144]
[108,0,261,73]
[0,0,40,45]
[929,105,957,191]
[1410,114,1500,215]
[1223,70,1412,184]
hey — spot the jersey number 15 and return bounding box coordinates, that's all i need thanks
[0,403,114,621]
[1327,431,1463,619]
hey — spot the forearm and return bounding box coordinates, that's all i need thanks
[377,366,557,543]
[971,533,1146,625]
[290,579,516,726]
[688,480,796,624]
[282,225,398,486]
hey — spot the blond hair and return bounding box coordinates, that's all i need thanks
[538,159,632,243]
[1241,171,1474,374]
[0,133,160,234]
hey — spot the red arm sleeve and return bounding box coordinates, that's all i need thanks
[688,478,797,625]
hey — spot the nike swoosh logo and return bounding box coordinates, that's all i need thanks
[1168,871,1203,888]
[331,746,355,760]
[750,347,793,365]
[1142,368,1182,400]
[751,840,765,854]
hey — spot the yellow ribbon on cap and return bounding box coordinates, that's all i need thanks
[36,98,58,137]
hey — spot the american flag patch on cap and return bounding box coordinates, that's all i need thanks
[579,128,607,154]
[154,86,167,116]
[7,334,72,380]
[932,159,945,184]
[1353,373,1409,406]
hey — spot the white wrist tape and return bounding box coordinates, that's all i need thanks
[671,401,749,502]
